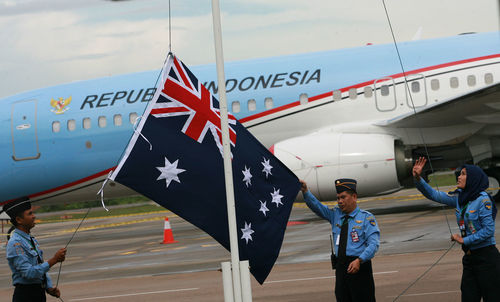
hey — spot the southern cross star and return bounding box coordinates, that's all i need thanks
[242,166,252,187]
[156,157,186,188]
[261,158,273,178]
[259,200,269,216]
[240,222,255,244]
[270,188,284,207]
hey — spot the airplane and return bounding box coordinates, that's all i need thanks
[1,31,499,207]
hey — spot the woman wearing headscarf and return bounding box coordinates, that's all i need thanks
[413,157,500,301]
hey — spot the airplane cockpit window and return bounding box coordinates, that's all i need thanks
[467,75,476,87]
[381,85,390,96]
[299,93,308,105]
[114,114,122,126]
[364,87,373,98]
[98,116,107,128]
[485,73,493,85]
[232,101,240,113]
[430,79,440,91]
[450,77,459,88]
[248,99,256,111]
[52,121,61,133]
[332,90,342,101]
[264,97,273,109]
[129,112,138,125]
[83,118,91,130]
[411,81,420,93]
[67,119,76,131]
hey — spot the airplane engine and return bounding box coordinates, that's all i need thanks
[271,133,412,200]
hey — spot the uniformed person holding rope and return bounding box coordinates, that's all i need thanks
[413,157,500,301]
[300,178,380,302]
[3,197,66,302]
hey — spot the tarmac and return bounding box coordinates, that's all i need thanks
[0,186,498,301]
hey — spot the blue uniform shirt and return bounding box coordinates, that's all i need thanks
[416,178,496,249]
[6,229,53,288]
[303,191,380,262]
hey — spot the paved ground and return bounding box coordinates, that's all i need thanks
[0,186,497,301]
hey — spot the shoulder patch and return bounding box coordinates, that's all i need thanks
[484,201,492,210]
[15,246,25,256]
[369,218,376,226]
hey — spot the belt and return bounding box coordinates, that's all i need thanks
[465,245,495,256]
[14,283,44,288]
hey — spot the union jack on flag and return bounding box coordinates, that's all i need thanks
[150,56,237,155]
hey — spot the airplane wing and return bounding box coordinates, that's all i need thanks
[377,82,500,128]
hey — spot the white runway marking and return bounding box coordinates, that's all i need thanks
[266,270,398,284]
[388,290,460,298]
[69,288,199,301]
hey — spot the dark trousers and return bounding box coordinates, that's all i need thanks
[461,245,500,302]
[335,256,376,302]
[13,284,46,302]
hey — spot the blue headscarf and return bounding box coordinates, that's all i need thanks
[458,165,497,219]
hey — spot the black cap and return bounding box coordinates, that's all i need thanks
[335,178,357,194]
[2,196,31,219]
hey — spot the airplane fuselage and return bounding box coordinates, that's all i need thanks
[1,31,499,204]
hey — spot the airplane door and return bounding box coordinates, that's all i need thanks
[374,77,397,112]
[405,74,428,108]
[11,100,41,160]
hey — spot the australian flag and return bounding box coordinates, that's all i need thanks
[110,54,300,284]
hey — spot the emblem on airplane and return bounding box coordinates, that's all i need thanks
[50,96,72,114]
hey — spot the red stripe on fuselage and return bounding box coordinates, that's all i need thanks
[0,167,116,206]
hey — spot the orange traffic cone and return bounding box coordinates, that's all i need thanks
[162,217,178,244]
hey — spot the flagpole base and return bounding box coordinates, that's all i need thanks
[221,261,252,302]
[240,260,252,302]
[222,262,234,302]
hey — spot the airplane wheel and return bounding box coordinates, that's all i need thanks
[486,169,500,203]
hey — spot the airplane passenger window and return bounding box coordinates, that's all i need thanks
[67,119,76,131]
[264,97,273,109]
[364,87,373,98]
[348,88,357,100]
[485,73,493,85]
[450,77,459,88]
[299,93,308,105]
[411,81,420,93]
[83,118,91,130]
[467,75,476,87]
[114,114,122,126]
[332,90,342,101]
[129,112,138,125]
[52,121,61,133]
[381,85,390,96]
[98,116,107,128]
[248,99,257,111]
[232,101,240,113]
[430,79,440,91]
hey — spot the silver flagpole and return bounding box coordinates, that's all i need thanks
[210,1,243,301]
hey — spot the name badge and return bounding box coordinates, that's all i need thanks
[351,230,359,242]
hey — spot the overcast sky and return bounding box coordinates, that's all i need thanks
[0,0,498,98]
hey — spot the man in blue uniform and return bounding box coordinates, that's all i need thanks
[3,197,66,302]
[300,178,380,302]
